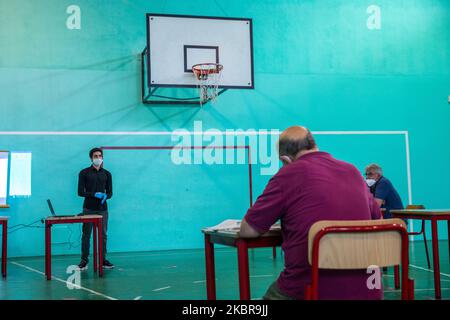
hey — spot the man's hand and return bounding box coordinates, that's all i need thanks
[95,192,105,199]
[239,218,261,238]
[101,193,107,204]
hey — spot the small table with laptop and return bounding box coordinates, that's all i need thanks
[45,200,104,280]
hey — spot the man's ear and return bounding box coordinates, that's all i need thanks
[279,155,292,165]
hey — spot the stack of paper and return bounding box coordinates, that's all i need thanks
[204,219,241,232]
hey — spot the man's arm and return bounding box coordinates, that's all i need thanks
[374,198,384,207]
[239,177,285,238]
[374,179,389,208]
[105,171,113,199]
[367,191,382,220]
[239,218,261,238]
[78,170,94,198]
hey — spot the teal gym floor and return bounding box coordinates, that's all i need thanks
[1,241,449,300]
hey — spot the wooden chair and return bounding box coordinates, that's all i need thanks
[405,204,431,269]
[305,219,414,300]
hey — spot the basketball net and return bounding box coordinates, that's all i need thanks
[192,63,223,106]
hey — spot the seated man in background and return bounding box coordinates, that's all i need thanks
[239,126,381,300]
[365,163,404,219]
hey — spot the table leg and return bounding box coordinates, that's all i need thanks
[448,221,450,265]
[422,221,431,269]
[431,219,441,299]
[237,240,250,300]
[394,265,400,289]
[45,222,52,280]
[2,221,7,278]
[93,223,97,273]
[204,234,216,300]
[98,220,103,277]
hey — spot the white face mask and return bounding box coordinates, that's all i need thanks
[92,158,103,167]
[366,179,376,187]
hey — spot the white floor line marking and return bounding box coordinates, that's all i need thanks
[193,278,218,284]
[410,264,450,278]
[11,262,118,300]
[250,274,273,278]
[152,286,171,292]
[134,296,142,300]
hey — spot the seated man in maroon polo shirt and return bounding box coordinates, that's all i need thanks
[239,126,382,300]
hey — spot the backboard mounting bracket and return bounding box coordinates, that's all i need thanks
[141,47,227,106]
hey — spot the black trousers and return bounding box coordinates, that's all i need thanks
[81,209,108,262]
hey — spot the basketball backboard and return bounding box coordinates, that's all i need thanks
[146,13,254,89]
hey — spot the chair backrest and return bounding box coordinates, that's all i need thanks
[406,204,425,209]
[308,219,407,269]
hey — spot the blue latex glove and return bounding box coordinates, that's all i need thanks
[101,193,107,205]
[95,192,105,199]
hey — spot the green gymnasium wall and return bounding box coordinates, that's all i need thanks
[0,0,449,257]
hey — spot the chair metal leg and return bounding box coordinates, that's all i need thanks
[394,265,400,289]
[408,279,415,300]
[304,284,312,300]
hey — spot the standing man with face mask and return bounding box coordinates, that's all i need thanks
[365,163,404,219]
[77,147,114,270]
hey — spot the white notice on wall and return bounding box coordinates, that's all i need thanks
[10,152,32,197]
[0,152,8,204]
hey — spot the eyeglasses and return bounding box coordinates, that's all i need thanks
[365,172,376,177]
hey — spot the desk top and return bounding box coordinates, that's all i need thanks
[46,214,102,221]
[0,216,8,221]
[202,224,281,239]
[0,205,9,209]
[391,209,450,217]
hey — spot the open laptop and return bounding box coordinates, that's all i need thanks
[46,199,81,218]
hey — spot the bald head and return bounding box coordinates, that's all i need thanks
[278,126,317,162]
[279,126,310,142]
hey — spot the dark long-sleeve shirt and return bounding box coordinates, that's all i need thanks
[78,166,112,211]
[369,176,403,218]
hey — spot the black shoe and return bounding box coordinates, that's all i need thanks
[103,260,114,269]
[78,260,88,271]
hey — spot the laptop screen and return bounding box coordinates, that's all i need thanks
[46,199,56,215]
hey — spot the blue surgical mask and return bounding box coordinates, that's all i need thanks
[93,158,103,167]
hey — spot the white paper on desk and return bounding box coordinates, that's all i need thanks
[204,219,241,232]
[270,223,281,231]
